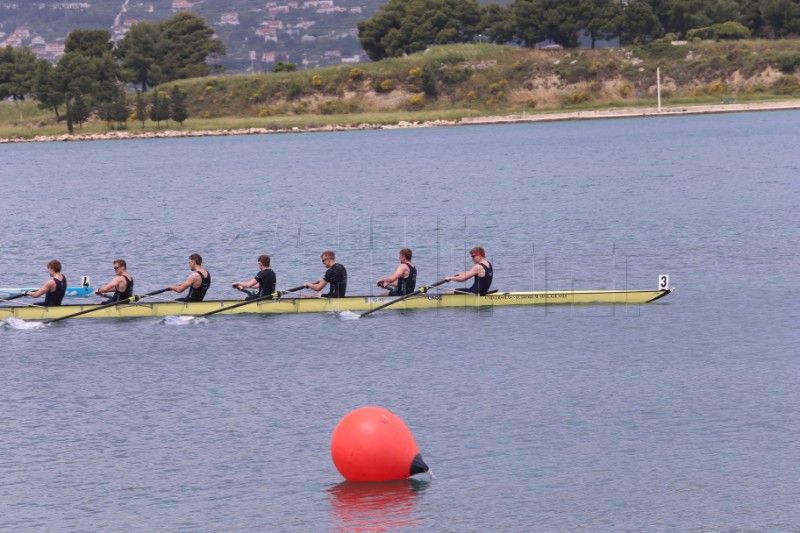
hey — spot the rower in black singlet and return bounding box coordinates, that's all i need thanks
[463,262,493,295]
[43,275,67,307]
[391,263,417,296]
[107,274,134,302]
[182,271,211,302]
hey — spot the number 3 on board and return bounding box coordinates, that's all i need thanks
[658,274,669,290]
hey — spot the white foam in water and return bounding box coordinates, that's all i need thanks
[3,317,47,330]
[162,315,205,326]
[336,310,361,320]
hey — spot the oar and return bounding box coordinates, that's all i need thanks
[197,285,307,318]
[0,293,28,304]
[360,278,449,318]
[44,288,169,324]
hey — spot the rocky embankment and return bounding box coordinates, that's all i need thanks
[2,100,798,143]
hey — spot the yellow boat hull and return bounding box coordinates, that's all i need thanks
[0,289,671,321]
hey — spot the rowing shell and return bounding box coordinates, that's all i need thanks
[0,288,672,321]
[0,287,94,298]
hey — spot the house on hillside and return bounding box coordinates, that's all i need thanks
[220,12,240,25]
[172,0,192,11]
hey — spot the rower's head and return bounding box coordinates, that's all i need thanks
[321,250,335,267]
[113,259,127,273]
[47,259,62,274]
[400,248,412,262]
[189,253,203,270]
[258,254,271,268]
[470,247,486,262]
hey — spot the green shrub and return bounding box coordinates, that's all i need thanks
[772,75,800,95]
[374,79,394,93]
[688,22,751,41]
[566,90,590,104]
[776,53,800,74]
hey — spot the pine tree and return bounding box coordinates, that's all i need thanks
[168,85,189,125]
[149,89,169,126]
[135,90,148,128]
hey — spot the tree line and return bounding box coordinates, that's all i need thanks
[0,12,224,133]
[357,0,800,60]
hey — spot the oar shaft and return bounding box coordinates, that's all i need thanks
[200,285,307,318]
[361,278,449,317]
[0,293,27,303]
[45,288,169,323]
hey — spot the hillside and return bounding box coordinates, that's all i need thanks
[2,39,799,140]
[0,0,510,72]
[0,0,381,71]
[174,40,800,121]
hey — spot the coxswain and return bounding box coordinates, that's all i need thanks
[24,259,67,306]
[167,253,211,302]
[232,254,276,300]
[377,247,417,296]
[304,250,347,298]
[96,259,134,302]
[445,246,493,295]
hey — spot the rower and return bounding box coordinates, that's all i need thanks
[96,259,134,303]
[304,250,347,298]
[377,247,416,296]
[167,253,211,302]
[23,259,67,306]
[232,254,276,300]
[445,246,493,295]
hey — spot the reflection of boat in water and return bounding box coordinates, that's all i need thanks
[327,479,429,532]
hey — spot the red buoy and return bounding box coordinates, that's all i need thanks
[331,406,429,482]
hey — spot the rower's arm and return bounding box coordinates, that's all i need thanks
[27,279,55,298]
[97,275,123,295]
[305,278,328,292]
[168,272,198,293]
[379,264,408,286]
[233,278,259,290]
[447,264,481,283]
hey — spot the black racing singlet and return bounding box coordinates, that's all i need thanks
[324,263,347,298]
[44,275,67,307]
[185,271,211,302]
[468,262,493,295]
[109,274,134,302]
[249,269,276,300]
[394,263,417,296]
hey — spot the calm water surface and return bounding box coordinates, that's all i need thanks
[1,111,799,531]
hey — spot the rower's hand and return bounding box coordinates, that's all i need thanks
[232,283,240,290]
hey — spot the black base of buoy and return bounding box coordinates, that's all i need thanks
[409,453,429,476]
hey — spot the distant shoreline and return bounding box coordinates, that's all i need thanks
[2,100,799,144]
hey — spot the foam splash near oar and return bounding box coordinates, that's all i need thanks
[3,317,47,330]
[163,284,308,324]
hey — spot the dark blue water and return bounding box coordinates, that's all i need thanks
[2,112,799,531]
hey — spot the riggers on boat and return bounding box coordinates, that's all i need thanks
[0,287,672,321]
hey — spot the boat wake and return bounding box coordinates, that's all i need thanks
[3,317,47,330]
[335,310,361,320]
[162,315,208,326]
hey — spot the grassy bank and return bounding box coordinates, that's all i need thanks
[2,39,800,139]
